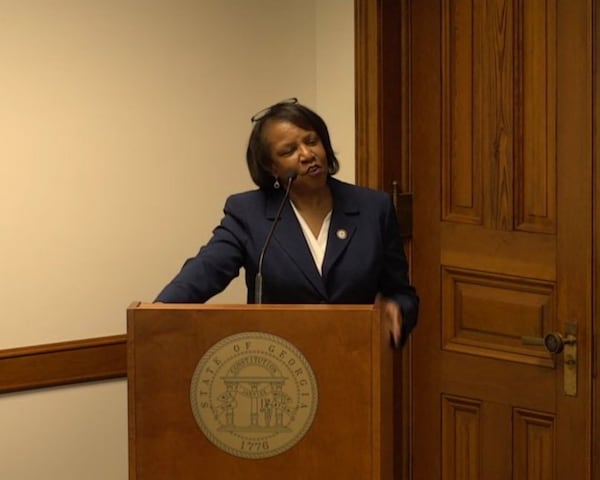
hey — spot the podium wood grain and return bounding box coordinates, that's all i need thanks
[128,303,393,479]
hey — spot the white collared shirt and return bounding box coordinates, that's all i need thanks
[290,202,332,275]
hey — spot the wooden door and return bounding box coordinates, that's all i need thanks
[407,0,593,478]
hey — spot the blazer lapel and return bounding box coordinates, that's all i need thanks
[265,193,328,299]
[322,179,359,281]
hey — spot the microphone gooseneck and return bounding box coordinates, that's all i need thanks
[254,170,297,304]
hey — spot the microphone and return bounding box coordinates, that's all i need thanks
[254,170,298,304]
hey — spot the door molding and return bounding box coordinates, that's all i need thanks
[593,0,599,475]
[355,0,383,189]
[355,0,412,196]
[355,1,413,478]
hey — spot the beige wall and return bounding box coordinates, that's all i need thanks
[0,1,354,478]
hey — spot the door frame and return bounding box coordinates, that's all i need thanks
[593,0,599,473]
[355,1,413,477]
[354,0,599,476]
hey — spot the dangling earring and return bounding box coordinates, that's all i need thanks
[273,177,280,189]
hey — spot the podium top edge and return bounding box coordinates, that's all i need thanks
[128,302,378,312]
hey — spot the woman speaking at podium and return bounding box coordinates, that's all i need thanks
[155,98,419,348]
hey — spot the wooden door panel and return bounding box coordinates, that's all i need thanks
[441,0,557,233]
[441,266,555,367]
[513,409,556,480]
[410,0,592,478]
[440,400,557,479]
[441,395,483,480]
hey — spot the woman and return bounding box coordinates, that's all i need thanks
[155,98,418,347]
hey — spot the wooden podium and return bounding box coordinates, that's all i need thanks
[127,303,394,479]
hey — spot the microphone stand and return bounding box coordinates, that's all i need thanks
[254,172,296,304]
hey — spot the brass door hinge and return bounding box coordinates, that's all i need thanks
[392,181,413,239]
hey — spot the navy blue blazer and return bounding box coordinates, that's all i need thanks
[156,177,419,341]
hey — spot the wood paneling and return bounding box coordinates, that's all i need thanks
[355,2,415,479]
[442,395,482,480]
[479,0,514,232]
[594,0,600,475]
[442,0,482,224]
[357,0,596,477]
[354,0,382,189]
[0,335,126,394]
[442,266,555,366]
[441,0,558,233]
[513,408,555,479]
[441,222,556,280]
[410,0,592,477]
[514,0,556,234]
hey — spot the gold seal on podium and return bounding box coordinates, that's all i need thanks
[190,331,318,459]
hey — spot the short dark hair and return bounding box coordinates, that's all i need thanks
[246,100,340,189]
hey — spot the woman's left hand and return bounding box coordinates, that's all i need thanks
[375,294,403,348]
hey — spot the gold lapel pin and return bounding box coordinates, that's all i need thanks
[336,229,348,240]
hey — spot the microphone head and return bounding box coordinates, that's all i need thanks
[286,170,298,182]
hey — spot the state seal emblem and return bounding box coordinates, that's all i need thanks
[190,331,318,459]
